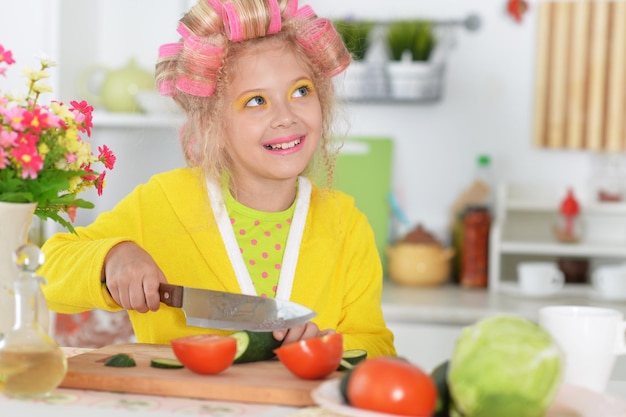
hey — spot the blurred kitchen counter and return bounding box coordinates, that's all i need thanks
[380,280,626,396]
[381,281,626,325]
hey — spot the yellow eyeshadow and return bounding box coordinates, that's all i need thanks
[234,93,266,109]
[289,80,315,97]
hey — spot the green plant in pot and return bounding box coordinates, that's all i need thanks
[386,19,435,62]
[334,20,375,61]
[386,19,438,100]
[333,19,376,99]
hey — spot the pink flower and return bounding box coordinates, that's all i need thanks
[21,106,53,134]
[0,147,9,169]
[95,171,106,196]
[11,145,43,179]
[67,206,77,223]
[16,131,39,148]
[98,145,116,170]
[4,107,26,131]
[70,100,94,136]
[0,129,17,147]
[0,45,15,66]
[82,165,97,181]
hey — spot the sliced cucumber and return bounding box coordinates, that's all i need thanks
[339,367,354,404]
[232,331,283,364]
[104,353,136,367]
[150,358,184,369]
[338,349,368,370]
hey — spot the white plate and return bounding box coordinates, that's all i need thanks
[312,379,626,417]
[311,379,429,417]
[548,383,626,417]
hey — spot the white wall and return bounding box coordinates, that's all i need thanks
[0,0,599,243]
[310,0,594,242]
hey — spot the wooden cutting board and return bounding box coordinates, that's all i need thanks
[59,343,342,406]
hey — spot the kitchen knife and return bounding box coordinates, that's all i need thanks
[158,283,316,331]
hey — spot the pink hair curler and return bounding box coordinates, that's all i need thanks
[176,75,216,97]
[294,5,315,20]
[158,43,183,59]
[267,0,282,35]
[158,79,175,96]
[205,0,223,17]
[222,2,244,41]
[284,0,298,18]
[183,35,224,57]
[176,22,193,40]
[297,18,350,78]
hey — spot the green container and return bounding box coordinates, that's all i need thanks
[332,137,393,274]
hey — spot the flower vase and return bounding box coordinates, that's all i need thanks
[0,202,49,340]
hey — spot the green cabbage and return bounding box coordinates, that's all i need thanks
[448,315,563,417]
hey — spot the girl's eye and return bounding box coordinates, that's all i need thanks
[245,96,266,107]
[292,85,310,98]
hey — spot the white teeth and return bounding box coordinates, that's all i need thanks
[267,138,301,150]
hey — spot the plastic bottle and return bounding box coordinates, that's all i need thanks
[451,154,494,285]
[474,154,494,209]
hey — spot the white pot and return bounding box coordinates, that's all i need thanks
[387,60,444,101]
[336,61,369,100]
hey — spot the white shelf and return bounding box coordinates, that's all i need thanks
[489,181,626,292]
[499,241,626,258]
[92,111,184,129]
[506,200,626,215]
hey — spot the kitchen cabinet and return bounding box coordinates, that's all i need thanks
[489,181,626,293]
[386,321,461,371]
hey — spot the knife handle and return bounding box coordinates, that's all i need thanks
[159,283,184,308]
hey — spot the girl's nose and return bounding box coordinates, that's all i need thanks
[270,101,297,128]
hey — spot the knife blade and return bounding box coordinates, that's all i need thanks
[158,283,316,331]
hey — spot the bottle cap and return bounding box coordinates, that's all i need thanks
[477,154,491,166]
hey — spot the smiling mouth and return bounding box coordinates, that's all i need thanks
[264,137,302,150]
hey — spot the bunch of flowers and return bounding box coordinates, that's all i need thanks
[0,44,116,233]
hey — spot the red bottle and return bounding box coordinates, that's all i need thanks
[556,188,581,243]
[460,206,491,288]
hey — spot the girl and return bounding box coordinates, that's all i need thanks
[41,0,396,357]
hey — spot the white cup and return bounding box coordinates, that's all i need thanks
[592,265,626,300]
[517,262,565,296]
[538,305,626,392]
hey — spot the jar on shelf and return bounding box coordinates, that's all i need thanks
[0,244,67,398]
[460,205,491,288]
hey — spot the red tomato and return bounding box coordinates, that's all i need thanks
[274,333,343,379]
[347,356,438,417]
[170,334,237,375]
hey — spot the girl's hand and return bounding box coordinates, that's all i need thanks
[102,241,167,313]
[273,323,335,345]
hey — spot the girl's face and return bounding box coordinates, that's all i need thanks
[222,41,322,189]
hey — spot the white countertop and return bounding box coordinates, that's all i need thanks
[2,281,625,415]
[381,281,626,400]
[381,281,626,325]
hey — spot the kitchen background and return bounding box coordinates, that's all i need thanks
[3,0,613,240]
[2,0,626,351]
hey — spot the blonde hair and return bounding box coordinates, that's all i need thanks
[155,0,351,189]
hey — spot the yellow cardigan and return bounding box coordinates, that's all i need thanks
[41,168,396,357]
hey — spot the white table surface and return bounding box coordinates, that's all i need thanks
[2,282,625,414]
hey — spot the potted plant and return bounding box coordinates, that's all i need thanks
[385,20,441,100]
[386,20,435,62]
[333,19,375,99]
